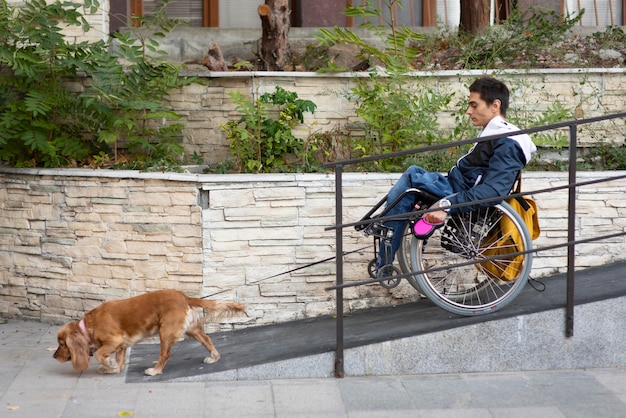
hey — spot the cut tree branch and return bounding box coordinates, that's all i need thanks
[258,0,290,71]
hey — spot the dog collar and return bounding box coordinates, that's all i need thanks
[78,319,90,343]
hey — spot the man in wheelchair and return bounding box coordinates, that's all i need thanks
[374,76,537,276]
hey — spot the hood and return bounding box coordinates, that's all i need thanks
[480,116,537,163]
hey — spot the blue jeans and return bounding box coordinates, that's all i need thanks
[377,165,453,270]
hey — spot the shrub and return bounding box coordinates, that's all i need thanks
[317,0,454,172]
[220,86,317,173]
[0,0,194,169]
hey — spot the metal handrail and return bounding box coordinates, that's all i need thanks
[323,111,626,378]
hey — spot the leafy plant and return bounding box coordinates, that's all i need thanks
[590,25,626,50]
[317,0,424,72]
[580,141,626,170]
[348,76,453,171]
[0,0,194,168]
[220,86,317,173]
[299,126,356,172]
[412,8,583,70]
[316,1,453,172]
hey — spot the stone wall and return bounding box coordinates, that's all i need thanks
[170,69,626,166]
[0,170,203,322]
[7,0,108,44]
[51,70,626,168]
[1,168,624,327]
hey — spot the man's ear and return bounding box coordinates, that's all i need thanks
[492,98,502,114]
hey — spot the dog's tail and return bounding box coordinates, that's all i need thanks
[189,298,247,322]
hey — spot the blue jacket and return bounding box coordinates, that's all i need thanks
[446,116,536,213]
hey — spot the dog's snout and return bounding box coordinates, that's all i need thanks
[53,345,70,362]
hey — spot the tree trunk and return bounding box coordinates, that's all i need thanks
[459,0,490,36]
[258,0,290,71]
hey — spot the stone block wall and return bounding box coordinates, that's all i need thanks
[169,70,626,166]
[0,170,203,322]
[7,0,108,44]
[1,168,624,327]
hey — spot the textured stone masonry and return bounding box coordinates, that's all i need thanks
[169,70,626,166]
[51,70,626,166]
[0,169,625,328]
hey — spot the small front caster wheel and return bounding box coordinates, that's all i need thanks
[377,265,401,289]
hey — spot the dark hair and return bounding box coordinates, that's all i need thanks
[469,77,510,117]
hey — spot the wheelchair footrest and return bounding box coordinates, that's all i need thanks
[363,222,394,239]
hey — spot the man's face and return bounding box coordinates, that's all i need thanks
[465,91,501,128]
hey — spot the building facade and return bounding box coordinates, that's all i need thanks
[112,1,625,34]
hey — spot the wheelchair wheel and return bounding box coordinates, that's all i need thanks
[404,201,532,316]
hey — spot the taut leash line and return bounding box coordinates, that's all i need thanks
[201,246,370,299]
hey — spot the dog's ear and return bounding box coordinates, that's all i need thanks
[66,330,90,371]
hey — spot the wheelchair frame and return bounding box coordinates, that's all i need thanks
[357,187,533,316]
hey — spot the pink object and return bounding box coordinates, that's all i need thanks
[412,218,444,239]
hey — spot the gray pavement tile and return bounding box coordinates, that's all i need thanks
[272,378,346,416]
[338,376,416,411]
[28,347,63,368]
[411,409,494,418]
[557,400,626,418]
[1,389,73,418]
[10,360,80,388]
[3,317,626,418]
[402,372,539,409]
[133,383,205,417]
[281,413,347,418]
[0,346,34,367]
[72,372,128,389]
[348,411,426,418]
[523,370,626,418]
[591,368,626,406]
[0,321,56,347]
[203,380,275,417]
[62,387,141,418]
[0,366,20,396]
[8,367,80,391]
[490,407,567,418]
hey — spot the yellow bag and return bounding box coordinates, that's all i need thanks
[478,196,540,281]
[508,196,540,240]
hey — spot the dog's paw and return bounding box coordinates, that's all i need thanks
[203,355,220,364]
[144,367,162,376]
[104,357,119,369]
[98,366,121,374]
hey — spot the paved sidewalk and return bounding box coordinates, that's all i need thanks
[2,318,626,418]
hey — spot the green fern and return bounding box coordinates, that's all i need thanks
[0,0,195,169]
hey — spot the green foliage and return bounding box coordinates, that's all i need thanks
[527,102,572,148]
[316,1,453,172]
[404,148,464,173]
[290,44,331,72]
[349,76,453,172]
[590,26,626,50]
[316,0,424,72]
[413,8,582,70]
[0,0,194,168]
[220,86,317,173]
[312,2,626,173]
[580,142,626,170]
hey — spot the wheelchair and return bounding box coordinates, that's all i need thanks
[356,187,533,316]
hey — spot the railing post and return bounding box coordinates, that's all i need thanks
[334,165,345,378]
[566,124,577,337]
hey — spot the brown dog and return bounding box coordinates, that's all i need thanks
[53,289,246,376]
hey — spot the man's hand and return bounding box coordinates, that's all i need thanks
[424,209,447,225]
[424,199,450,224]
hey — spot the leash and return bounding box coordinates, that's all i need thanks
[201,245,370,299]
